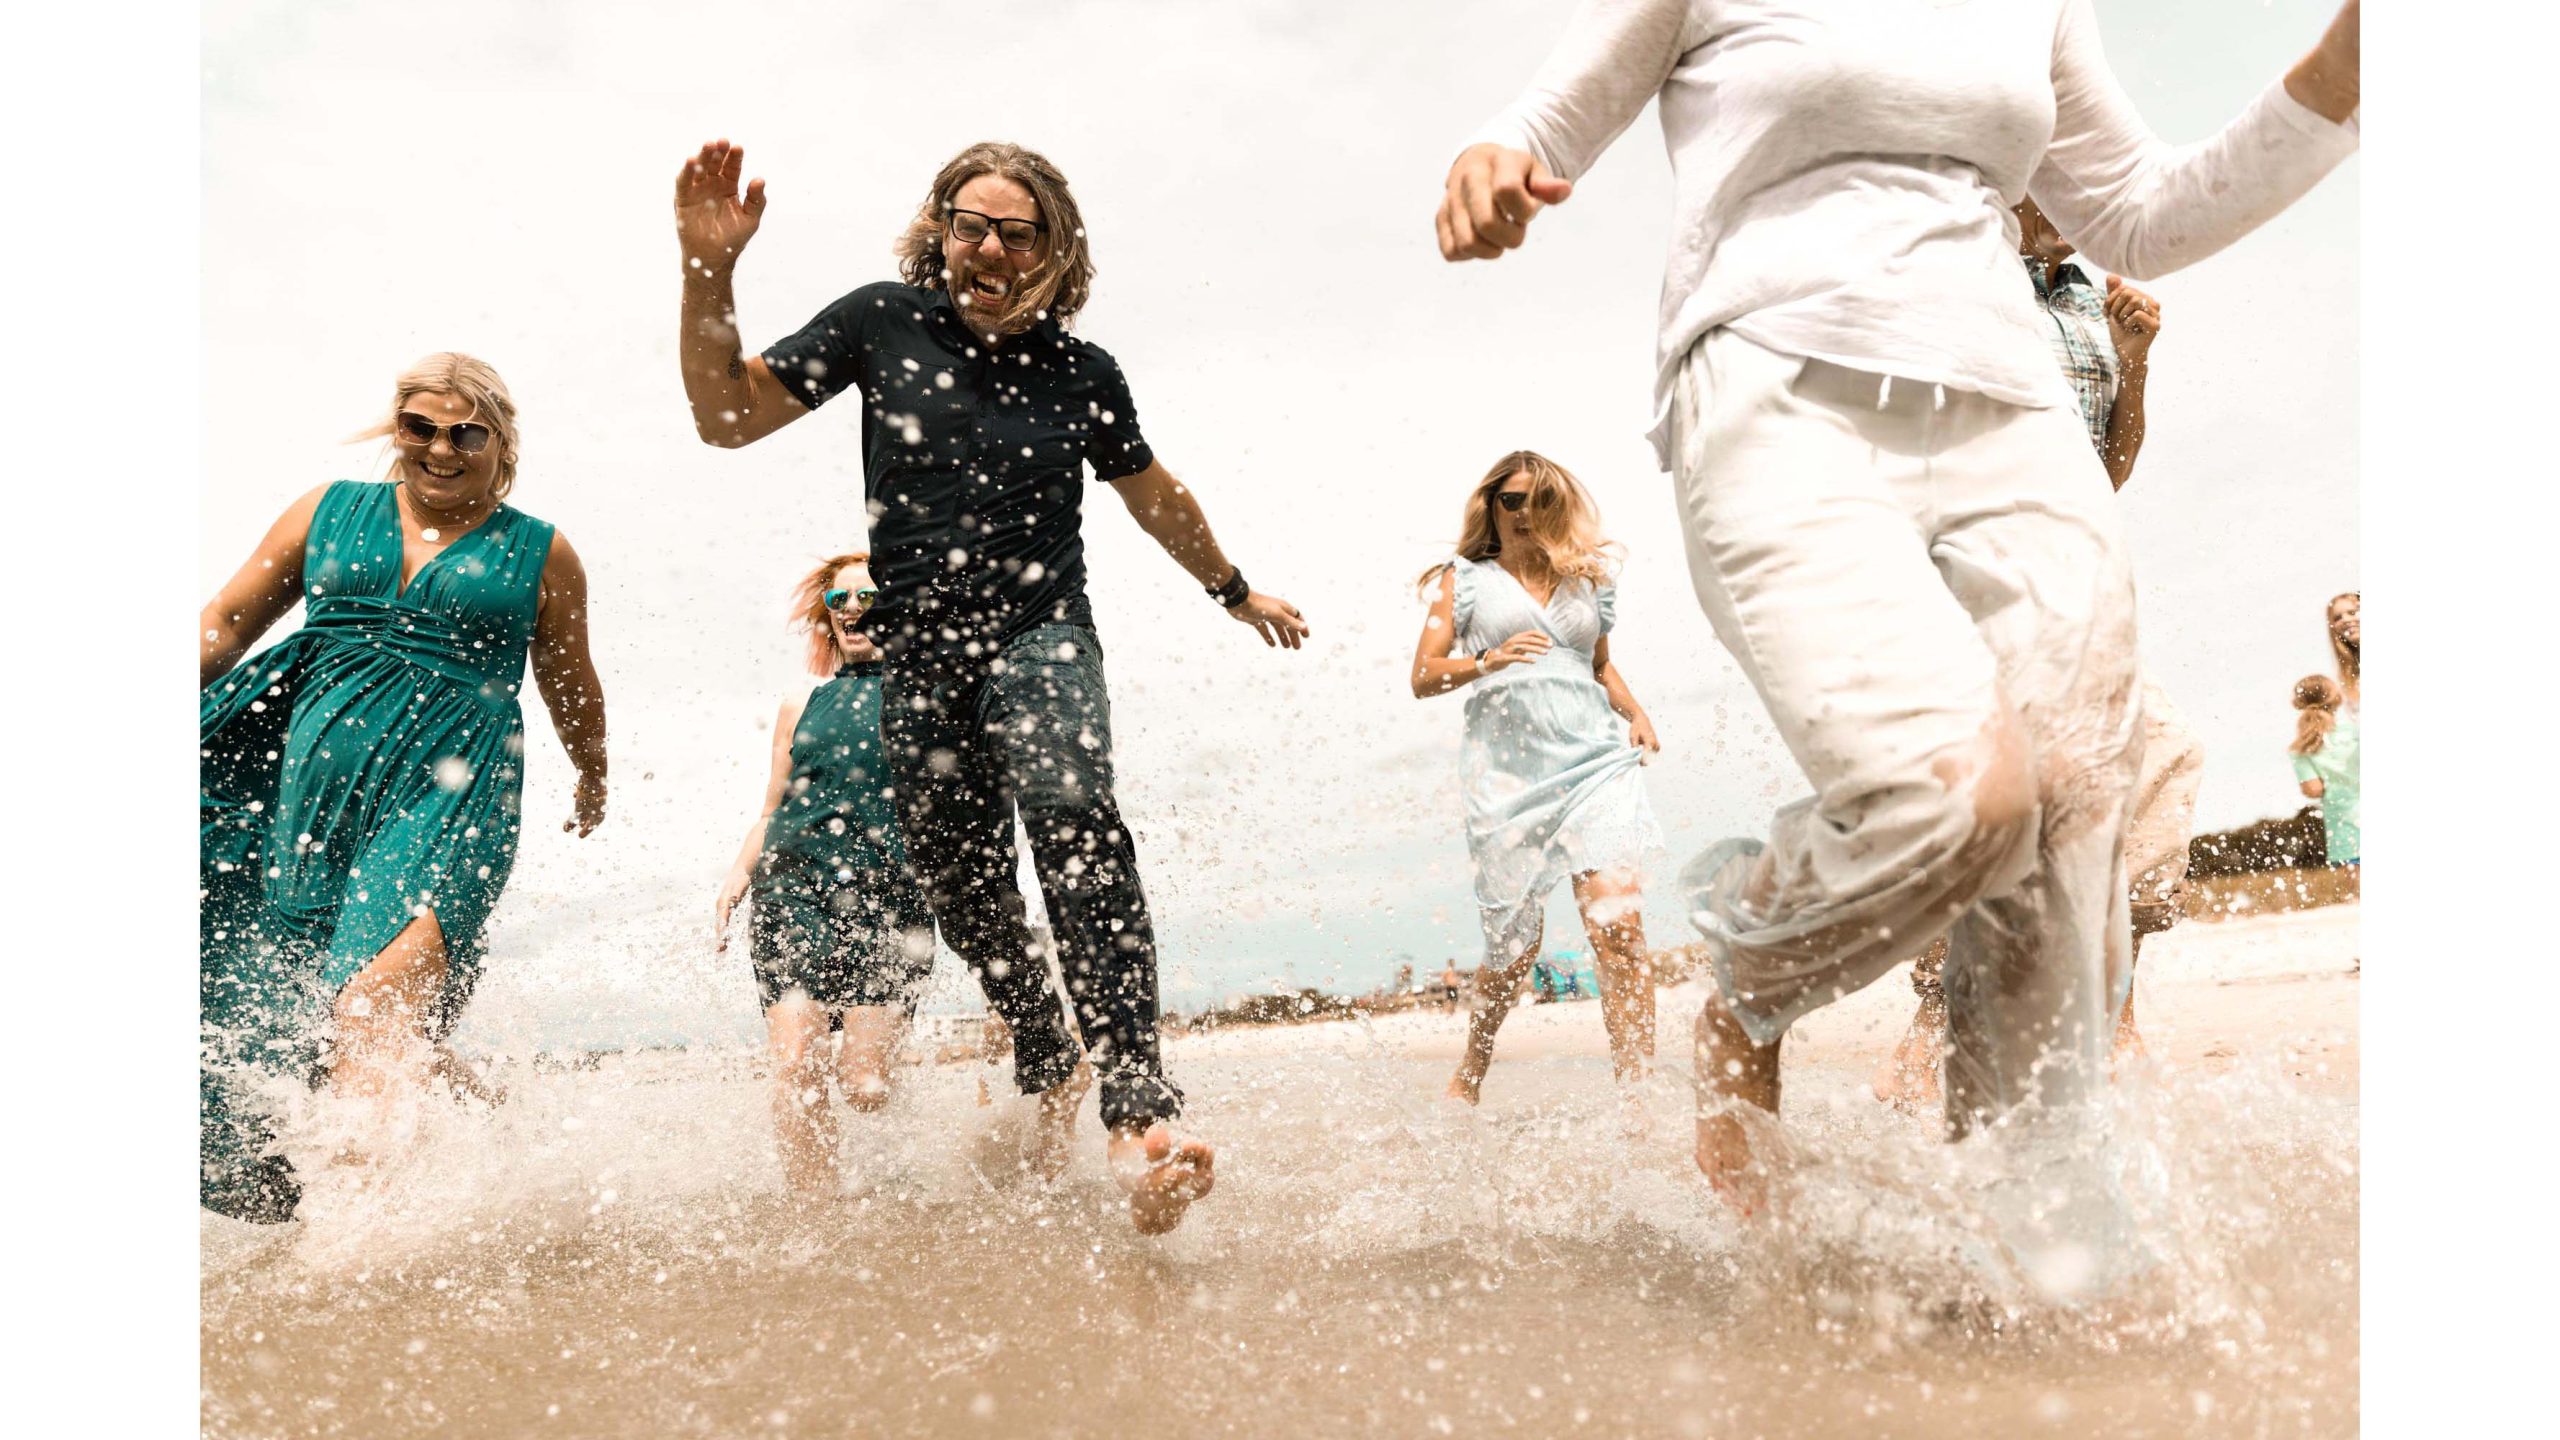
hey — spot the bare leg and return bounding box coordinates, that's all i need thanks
[431,1045,508,1107]
[1446,921,1541,1105]
[765,995,839,1195]
[1693,987,1784,1217]
[329,912,451,1120]
[976,1014,1012,1109]
[1110,1122,1216,1235]
[2110,932,2148,1067]
[1030,1060,1094,1182]
[1574,867,1656,1086]
[836,1005,906,1114]
[1872,938,1949,1112]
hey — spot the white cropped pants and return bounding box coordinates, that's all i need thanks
[1673,330,2142,1134]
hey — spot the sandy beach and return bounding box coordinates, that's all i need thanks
[203,904,2358,1439]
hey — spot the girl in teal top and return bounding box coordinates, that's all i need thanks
[2289,674,2359,866]
[198,354,609,1223]
[715,553,935,1195]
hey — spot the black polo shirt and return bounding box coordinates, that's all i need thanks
[761,280,1154,647]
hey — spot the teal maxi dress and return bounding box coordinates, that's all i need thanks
[199,479,557,1221]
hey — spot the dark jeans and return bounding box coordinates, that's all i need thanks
[881,619,1181,1130]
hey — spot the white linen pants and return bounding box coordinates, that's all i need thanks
[1673,330,2142,1134]
[2125,679,2203,937]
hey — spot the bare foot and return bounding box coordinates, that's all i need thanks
[1443,1067,1485,1106]
[1109,1123,1216,1235]
[2109,1019,2148,1075]
[1695,1106,1774,1218]
[1869,1024,1942,1114]
[1031,1061,1094,1182]
[1693,989,1783,1217]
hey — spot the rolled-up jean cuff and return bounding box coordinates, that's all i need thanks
[1098,1073,1183,1131]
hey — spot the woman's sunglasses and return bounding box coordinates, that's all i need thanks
[1496,489,1547,513]
[824,586,880,613]
[395,411,495,455]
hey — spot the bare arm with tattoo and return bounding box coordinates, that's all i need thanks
[675,139,808,449]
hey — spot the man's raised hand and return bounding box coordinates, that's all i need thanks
[676,139,768,276]
[1438,144,1574,262]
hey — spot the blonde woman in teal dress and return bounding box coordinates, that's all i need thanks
[1410,451,1664,1108]
[198,353,608,1222]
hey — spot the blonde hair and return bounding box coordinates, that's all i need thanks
[2327,590,2360,700]
[893,142,1095,336]
[2291,673,2342,756]
[790,552,873,677]
[352,352,524,500]
[1417,450,1619,596]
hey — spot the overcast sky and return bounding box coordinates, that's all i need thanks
[200,0,2357,1042]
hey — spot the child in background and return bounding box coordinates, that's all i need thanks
[2290,675,2360,868]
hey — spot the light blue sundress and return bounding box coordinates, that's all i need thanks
[1447,557,1664,965]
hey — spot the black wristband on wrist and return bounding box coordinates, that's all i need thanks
[1210,566,1250,609]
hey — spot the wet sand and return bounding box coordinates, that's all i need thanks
[204,906,2358,1439]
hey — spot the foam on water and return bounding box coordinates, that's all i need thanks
[205,968,2357,1439]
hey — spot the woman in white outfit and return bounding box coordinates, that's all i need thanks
[1435,0,2361,1233]
[1411,451,1664,1106]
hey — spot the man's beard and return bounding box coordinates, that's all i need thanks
[951,267,1037,338]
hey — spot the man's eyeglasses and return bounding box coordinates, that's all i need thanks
[824,586,880,613]
[946,207,1046,253]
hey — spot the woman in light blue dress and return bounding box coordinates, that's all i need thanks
[1411,451,1664,1105]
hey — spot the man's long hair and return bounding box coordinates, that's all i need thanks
[893,142,1095,335]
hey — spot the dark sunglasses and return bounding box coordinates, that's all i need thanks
[946,207,1047,253]
[395,411,495,455]
[823,586,880,613]
[1496,489,1547,513]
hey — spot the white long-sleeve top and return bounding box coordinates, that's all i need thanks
[1464,0,2359,468]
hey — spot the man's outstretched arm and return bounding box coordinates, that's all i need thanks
[675,138,806,448]
[1108,461,1310,650]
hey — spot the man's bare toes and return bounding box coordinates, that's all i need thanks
[1119,1128,1214,1235]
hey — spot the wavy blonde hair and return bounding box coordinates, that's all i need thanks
[2291,673,2342,756]
[893,141,1095,336]
[790,552,873,678]
[1417,450,1618,596]
[351,352,523,500]
[2327,590,2360,701]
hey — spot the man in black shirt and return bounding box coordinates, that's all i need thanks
[674,138,1307,1234]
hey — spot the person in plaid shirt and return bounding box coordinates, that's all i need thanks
[1874,196,2205,1110]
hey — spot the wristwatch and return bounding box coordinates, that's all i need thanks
[1474,647,1493,674]
[1208,566,1251,609]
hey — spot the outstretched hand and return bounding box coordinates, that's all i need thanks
[676,139,768,274]
[1438,144,1574,261]
[1628,711,1662,757]
[1229,592,1310,650]
[564,771,607,837]
[713,866,750,951]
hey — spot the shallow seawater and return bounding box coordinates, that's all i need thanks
[203,1010,2357,1440]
